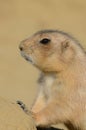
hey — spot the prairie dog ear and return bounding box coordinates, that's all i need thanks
[60,40,75,61]
[61,40,70,53]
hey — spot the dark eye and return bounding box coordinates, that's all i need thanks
[40,38,50,44]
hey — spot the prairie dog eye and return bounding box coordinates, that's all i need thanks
[40,38,50,44]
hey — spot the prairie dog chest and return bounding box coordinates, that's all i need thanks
[38,73,60,98]
[44,75,55,92]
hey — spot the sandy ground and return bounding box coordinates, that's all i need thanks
[0,0,86,129]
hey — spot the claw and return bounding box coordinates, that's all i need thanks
[17,100,28,113]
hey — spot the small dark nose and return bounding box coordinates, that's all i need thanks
[19,46,23,51]
[19,44,24,51]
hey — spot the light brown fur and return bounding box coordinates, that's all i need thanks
[19,30,86,130]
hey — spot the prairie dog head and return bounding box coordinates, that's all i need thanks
[19,30,84,72]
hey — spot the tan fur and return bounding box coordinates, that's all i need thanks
[19,30,86,130]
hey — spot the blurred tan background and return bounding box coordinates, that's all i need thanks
[0,0,86,129]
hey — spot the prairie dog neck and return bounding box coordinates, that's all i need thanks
[38,57,86,98]
[38,72,57,89]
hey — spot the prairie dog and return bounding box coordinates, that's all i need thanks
[19,30,86,130]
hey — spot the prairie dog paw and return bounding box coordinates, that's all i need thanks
[17,100,29,113]
[32,112,47,127]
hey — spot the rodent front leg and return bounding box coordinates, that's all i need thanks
[31,86,47,113]
[33,101,67,127]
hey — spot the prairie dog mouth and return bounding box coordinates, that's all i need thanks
[24,56,32,62]
[20,51,33,63]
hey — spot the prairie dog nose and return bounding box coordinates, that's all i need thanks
[19,43,24,51]
[19,46,23,51]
